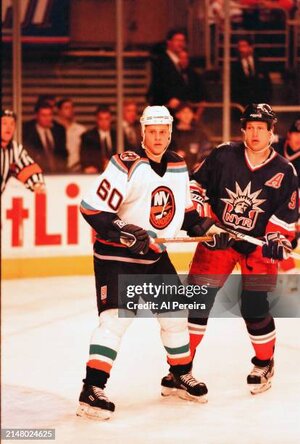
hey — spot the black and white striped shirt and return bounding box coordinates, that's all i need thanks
[1,140,44,193]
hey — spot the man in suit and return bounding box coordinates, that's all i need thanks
[147,29,188,110]
[231,38,272,106]
[123,100,142,151]
[81,106,117,174]
[23,101,68,173]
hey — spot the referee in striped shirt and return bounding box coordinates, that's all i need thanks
[1,109,45,194]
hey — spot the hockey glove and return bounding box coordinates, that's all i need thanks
[203,232,235,250]
[112,218,150,255]
[187,217,216,237]
[262,232,292,260]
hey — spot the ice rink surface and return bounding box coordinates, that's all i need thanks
[2,276,300,444]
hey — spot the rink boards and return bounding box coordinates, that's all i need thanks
[1,176,196,279]
[2,175,299,279]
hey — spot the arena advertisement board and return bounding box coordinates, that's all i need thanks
[1,175,195,278]
[2,0,70,44]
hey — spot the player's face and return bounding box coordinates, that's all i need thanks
[96,112,112,131]
[1,116,16,145]
[288,132,300,151]
[244,121,271,151]
[144,124,170,156]
[37,108,53,128]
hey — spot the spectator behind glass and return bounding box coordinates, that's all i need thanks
[170,102,212,172]
[147,29,188,110]
[80,106,117,174]
[231,38,272,106]
[123,100,142,151]
[242,0,294,30]
[37,94,56,109]
[273,118,300,185]
[178,50,208,120]
[22,101,68,173]
[56,98,86,172]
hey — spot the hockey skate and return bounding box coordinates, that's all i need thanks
[76,384,115,420]
[247,357,274,395]
[161,372,208,403]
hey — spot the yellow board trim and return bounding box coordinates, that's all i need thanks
[2,252,299,279]
[1,252,194,279]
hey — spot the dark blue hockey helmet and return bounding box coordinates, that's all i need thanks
[240,103,277,130]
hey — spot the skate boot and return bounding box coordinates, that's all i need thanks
[161,372,208,403]
[161,373,177,397]
[76,384,115,420]
[247,357,274,395]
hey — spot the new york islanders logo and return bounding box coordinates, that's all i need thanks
[221,182,265,231]
[150,186,175,229]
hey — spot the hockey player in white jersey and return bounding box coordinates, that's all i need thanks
[77,106,225,420]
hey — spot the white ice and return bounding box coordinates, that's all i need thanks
[1,276,300,444]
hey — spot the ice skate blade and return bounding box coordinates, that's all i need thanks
[161,386,178,397]
[249,381,272,395]
[76,403,112,421]
[177,389,208,403]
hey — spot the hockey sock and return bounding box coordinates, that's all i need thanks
[158,316,192,367]
[245,316,276,361]
[169,362,193,376]
[188,318,208,359]
[85,309,133,387]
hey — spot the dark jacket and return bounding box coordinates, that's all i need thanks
[80,127,117,172]
[231,55,272,105]
[22,119,67,173]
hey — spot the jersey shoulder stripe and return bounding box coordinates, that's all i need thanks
[110,155,129,174]
[128,158,149,180]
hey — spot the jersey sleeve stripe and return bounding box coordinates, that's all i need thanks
[111,156,128,174]
[269,215,296,232]
[80,200,101,215]
[16,163,42,183]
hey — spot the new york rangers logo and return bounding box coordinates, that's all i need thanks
[221,182,265,231]
[150,186,175,229]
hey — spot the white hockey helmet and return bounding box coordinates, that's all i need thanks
[140,105,173,127]
[140,106,173,148]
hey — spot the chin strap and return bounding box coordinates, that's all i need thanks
[243,140,272,154]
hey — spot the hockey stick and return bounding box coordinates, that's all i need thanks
[154,226,300,260]
[213,223,300,260]
[152,235,213,244]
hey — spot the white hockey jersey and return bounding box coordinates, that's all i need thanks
[81,149,197,261]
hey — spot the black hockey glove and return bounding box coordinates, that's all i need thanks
[187,217,215,237]
[262,232,292,260]
[111,218,150,255]
[203,232,235,250]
